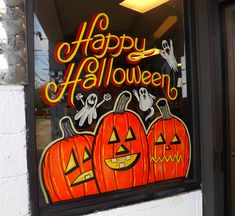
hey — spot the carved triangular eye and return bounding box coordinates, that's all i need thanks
[108,127,120,144]
[125,127,136,141]
[155,133,166,145]
[83,147,92,163]
[170,134,181,144]
[65,150,79,175]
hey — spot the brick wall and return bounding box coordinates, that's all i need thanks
[0,86,29,216]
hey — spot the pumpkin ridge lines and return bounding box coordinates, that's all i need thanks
[100,122,109,192]
[126,112,135,188]
[175,118,187,177]
[185,122,190,175]
[182,128,185,175]
[41,154,51,201]
[59,141,75,199]
[138,117,145,186]
[176,115,191,177]
[173,118,177,178]
[161,120,165,180]
[48,149,63,200]
[39,153,50,203]
[72,138,85,197]
[148,129,154,183]
[93,122,104,192]
[138,122,143,186]
[79,135,96,194]
[43,152,59,202]
[83,135,93,152]
[52,177,62,200]
[142,123,149,184]
[152,123,158,182]
[183,128,187,175]
[49,147,62,200]
[113,114,122,190]
[179,120,185,176]
[92,130,103,193]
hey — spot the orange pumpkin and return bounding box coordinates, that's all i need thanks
[39,116,98,203]
[147,99,191,182]
[93,91,149,192]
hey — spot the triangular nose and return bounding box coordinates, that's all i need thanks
[116,144,129,156]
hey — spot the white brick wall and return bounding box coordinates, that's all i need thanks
[0,85,29,216]
[0,85,203,216]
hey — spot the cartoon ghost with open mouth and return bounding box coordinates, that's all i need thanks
[160,39,178,72]
[74,93,111,126]
[133,88,156,121]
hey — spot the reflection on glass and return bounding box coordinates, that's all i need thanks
[34,0,191,210]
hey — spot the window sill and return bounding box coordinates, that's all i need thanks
[40,179,201,216]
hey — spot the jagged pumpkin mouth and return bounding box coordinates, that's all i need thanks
[71,170,95,186]
[150,154,183,164]
[105,153,140,171]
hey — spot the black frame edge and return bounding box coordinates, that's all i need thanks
[25,0,40,215]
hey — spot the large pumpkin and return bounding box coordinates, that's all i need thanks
[93,91,149,192]
[39,116,98,203]
[147,99,191,182]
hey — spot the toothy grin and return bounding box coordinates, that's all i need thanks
[71,170,95,186]
[105,153,140,171]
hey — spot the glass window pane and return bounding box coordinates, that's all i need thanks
[34,0,193,212]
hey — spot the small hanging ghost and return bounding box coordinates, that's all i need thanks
[74,93,111,126]
[160,39,178,72]
[133,88,156,121]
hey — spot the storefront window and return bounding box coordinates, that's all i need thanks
[34,0,198,214]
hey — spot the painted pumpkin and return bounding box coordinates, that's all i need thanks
[39,116,98,203]
[147,98,191,182]
[93,91,149,193]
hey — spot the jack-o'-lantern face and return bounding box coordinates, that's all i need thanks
[93,92,149,192]
[154,133,181,151]
[64,146,94,186]
[147,99,191,183]
[40,117,98,203]
[104,126,141,171]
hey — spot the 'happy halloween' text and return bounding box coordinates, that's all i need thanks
[42,13,178,107]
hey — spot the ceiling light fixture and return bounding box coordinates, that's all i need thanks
[119,0,170,13]
[153,16,177,39]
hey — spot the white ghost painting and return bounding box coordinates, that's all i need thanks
[160,39,178,72]
[74,93,111,126]
[133,88,156,121]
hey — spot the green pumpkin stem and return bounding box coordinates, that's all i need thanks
[114,92,131,114]
[157,99,172,120]
[60,117,77,138]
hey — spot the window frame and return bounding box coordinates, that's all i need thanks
[26,0,202,215]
